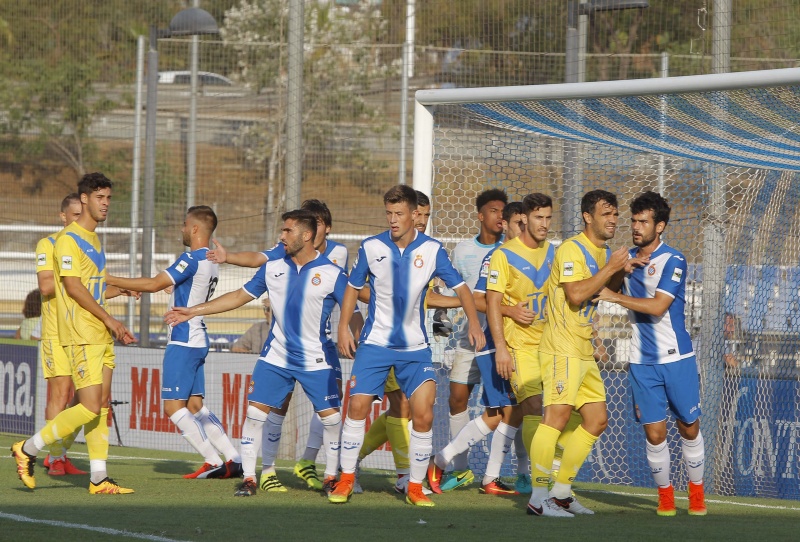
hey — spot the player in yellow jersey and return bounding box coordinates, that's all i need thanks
[34,192,88,477]
[12,172,137,495]
[527,189,635,517]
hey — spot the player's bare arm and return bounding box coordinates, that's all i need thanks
[427,291,462,309]
[337,285,360,359]
[206,238,267,267]
[486,289,515,380]
[596,287,673,317]
[357,284,371,304]
[453,283,485,351]
[62,275,136,344]
[37,270,56,297]
[107,272,173,294]
[607,254,650,292]
[563,245,630,306]
[474,290,535,325]
[164,288,253,326]
[105,285,141,300]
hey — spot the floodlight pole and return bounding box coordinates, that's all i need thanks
[285,0,304,211]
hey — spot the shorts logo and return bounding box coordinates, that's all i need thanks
[311,273,322,286]
[671,268,683,283]
[61,255,73,270]
[349,375,357,388]
[489,270,499,284]
[324,394,339,401]
[37,253,47,266]
[563,262,574,277]
[176,261,189,273]
[648,265,656,276]
[76,362,86,380]
[414,254,424,268]
[423,366,434,372]
[248,379,255,394]
[555,380,565,395]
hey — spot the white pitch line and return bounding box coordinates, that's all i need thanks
[581,488,800,511]
[0,511,193,542]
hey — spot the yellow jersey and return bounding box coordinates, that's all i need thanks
[539,232,610,359]
[486,237,554,350]
[35,234,60,341]
[54,221,112,346]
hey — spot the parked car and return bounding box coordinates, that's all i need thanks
[158,71,235,86]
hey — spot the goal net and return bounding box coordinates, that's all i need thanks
[414,68,800,500]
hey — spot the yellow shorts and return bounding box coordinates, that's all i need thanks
[69,343,116,390]
[384,367,400,394]
[40,339,72,379]
[539,352,605,409]
[509,348,542,403]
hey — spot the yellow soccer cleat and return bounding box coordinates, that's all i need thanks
[89,477,134,495]
[11,441,36,489]
[293,459,323,490]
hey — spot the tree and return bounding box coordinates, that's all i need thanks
[222,0,397,236]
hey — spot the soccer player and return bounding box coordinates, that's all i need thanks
[165,210,346,497]
[527,189,632,517]
[34,193,88,476]
[12,172,137,494]
[443,188,506,490]
[596,191,706,516]
[331,185,485,507]
[107,206,243,479]
[207,199,357,490]
[427,199,533,496]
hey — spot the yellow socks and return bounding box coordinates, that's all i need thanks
[555,425,598,488]
[40,404,96,446]
[530,423,560,488]
[385,416,410,471]
[522,414,542,457]
[360,412,389,460]
[84,407,110,461]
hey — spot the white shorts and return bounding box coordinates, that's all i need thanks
[449,348,481,385]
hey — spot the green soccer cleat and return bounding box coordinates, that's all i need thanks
[293,459,323,490]
[259,473,287,492]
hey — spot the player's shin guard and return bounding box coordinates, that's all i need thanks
[302,413,325,461]
[240,405,267,480]
[409,428,433,484]
[521,414,541,457]
[84,408,110,484]
[646,439,672,488]
[171,407,220,465]
[681,431,705,484]
[261,411,285,470]
[319,412,342,478]
[449,410,470,472]
[359,412,388,460]
[196,406,242,463]
[552,426,598,499]
[386,415,410,473]
[484,422,517,485]
[339,417,366,474]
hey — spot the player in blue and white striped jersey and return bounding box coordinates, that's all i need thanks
[166,210,348,498]
[331,185,486,507]
[108,206,243,479]
[597,191,706,517]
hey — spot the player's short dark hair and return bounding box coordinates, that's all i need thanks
[22,289,41,319]
[630,191,671,226]
[581,189,618,217]
[77,172,113,196]
[521,193,553,215]
[301,199,332,228]
[415,190,431,208]
[384,185,417,210]
[61,193,80,212]
[476,188,508,212]
[187,205,218,233]
[502,201,525,222]
[281,209,318,243]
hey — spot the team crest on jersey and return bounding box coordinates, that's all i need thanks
[311,273,322,286]
[248,379,255,394]
[37,253,46,267]
[648,264,656,276]
[563,262,574,277]
[414,254,424,268]
[349,375,357,388]
[176,261,189,273]
[555,380,565,395]
[61,255,73,270]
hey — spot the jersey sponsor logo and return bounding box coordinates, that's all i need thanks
[563,262,574,276]
[61,255,73,270]
[176,261,189,273]
[489,270,499,284]
[671,268,683,283]
[414,254,424,268]
[37,253,47,266]
[311,273,321,286]
[648,264,657,276]
[480,260,490,278]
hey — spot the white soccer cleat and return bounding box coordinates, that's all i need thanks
[526,497,575,518]
[552,495,595,515]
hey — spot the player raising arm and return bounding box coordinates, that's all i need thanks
[596,191,706,516]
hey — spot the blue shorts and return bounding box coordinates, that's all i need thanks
[248,360,340,412]
[324,341,342,378]
[348,344,435,400]
[476,351,517,409]
[162,344,207,401]
[628,356,701,425]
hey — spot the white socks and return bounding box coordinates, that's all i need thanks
[240,406,267,479]
[682,431,705,484]
[449,410,471,471]
[319,412,342,478]
[436,416,491,470]
[302,413,325,462]
[261,411,285,472]
[409,428,433,484]
[339,417,366,474]
[483,422,517,485]
[171,407,221,466]
[194,406,241,463]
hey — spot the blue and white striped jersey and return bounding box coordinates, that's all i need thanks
[165,248,219,348]
[472,248,497,354]
[623,242,695,364]
[243,253,348,371]
[451,236,502,351]
[349,230,465,351]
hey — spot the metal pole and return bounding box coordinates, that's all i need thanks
[285,0,304,211]
[129,34,145,331]
[563,0,582,237]
[399,0,415,184]
[187,0,200,211]
[141,26,159,348]
[578,12,588,83]
[657,51,668,195]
